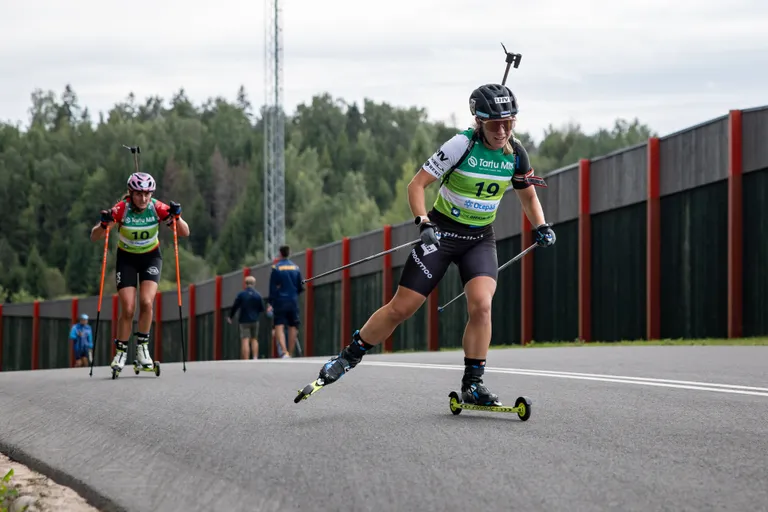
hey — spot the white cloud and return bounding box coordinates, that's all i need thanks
[0,0,766,142]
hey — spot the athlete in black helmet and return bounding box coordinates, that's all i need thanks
[470,83,519,119]
[312,83,555,406]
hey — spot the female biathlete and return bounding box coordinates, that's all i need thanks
[90,172,190,375]
[313,83,556,405]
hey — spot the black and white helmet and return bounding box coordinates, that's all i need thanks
[469,84,518,120]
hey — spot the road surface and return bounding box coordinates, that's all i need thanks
[1,345,767,512]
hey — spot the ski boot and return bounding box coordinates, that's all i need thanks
[461,364,502,407]
[133,332,160,377]
[294,330,371,402]
[319,330,370,383]
[111,340,128,379]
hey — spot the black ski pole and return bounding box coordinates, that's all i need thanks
[302,238,421,284]
[437,242,539,312]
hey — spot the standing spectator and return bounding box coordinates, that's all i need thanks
[69,314,93,367]
[269,245,304,358]
[227,276,267,359]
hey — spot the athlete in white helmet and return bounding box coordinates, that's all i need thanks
[90,171,190,375]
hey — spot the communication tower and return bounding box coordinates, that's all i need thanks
[263,0,285,261]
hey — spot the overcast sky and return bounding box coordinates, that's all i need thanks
[1,0,767,143]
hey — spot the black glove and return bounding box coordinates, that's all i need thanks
[99,209,113,229]
[418,219,440,247]
[166,201,182,225]
[535,223,556,247]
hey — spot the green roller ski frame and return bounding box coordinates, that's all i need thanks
[448,391,532,421]
[294,378,325,403]
[111,360,161,379]
[133,359,161,377]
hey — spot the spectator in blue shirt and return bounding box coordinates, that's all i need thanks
[69,314,93,367]
[227,275,267,359]
[269,245,304,358]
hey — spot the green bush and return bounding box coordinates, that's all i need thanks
[0,468,28,512]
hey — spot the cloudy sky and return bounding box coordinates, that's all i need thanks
[2,0,767,142]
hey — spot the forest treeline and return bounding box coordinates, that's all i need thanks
[0,84,655,303]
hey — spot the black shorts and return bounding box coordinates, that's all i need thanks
[116,247,163,290]
[273,306,301,327]
[398,209,498,297]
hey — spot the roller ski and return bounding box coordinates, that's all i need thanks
[447,360,532,420]
[110,340,127,380]
[133,360,160,376]
[132,333,161,377]
[293,377,326,403]
[294,330,370,403]
[448,391,532,421]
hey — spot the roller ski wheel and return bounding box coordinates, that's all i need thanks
[448,391,532,421]
[133,360,161,377]
[111,367,121,380]
[294,378,325,403]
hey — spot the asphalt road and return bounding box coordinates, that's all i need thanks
[1,345,767,512]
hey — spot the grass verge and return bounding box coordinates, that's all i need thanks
[438,337,768,351]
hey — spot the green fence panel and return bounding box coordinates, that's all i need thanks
[660,181,728,339]
[162,319,182,363]
[491,234,522,347]
[221,307,240,360]
[89,320,113,368]
[295,293,306,357]
[2,317,33,372]
[260,314,275,359]
[533,220,578,343]
[350,273,383,355]
[390,266,427,352]
[591,203,647,342]
[312,282,341,357]
[437,263,468,350]
[38,318,73,369]
[195,312,214,361]
[435,236,523,349]
[743,168,768,337]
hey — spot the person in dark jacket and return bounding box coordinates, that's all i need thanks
[269,245,304,357]
[227,275,267,359]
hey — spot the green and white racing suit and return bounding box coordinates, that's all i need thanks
[399,128,536,296]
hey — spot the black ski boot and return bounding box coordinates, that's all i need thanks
[461,359,502,406]
[318,330,372,385]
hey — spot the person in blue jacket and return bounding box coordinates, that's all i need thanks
[227,275,267,359]
[69,314,94,367]
[268,245,304,358]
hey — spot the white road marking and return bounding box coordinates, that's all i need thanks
[260,358,768,398]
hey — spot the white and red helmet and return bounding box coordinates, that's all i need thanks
[127,172,156,192]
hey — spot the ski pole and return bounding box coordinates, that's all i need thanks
[302,238,421,284]
[89,225,111,377]
[295,337,303,357]
[172,217,187,372]
[437,242,539,313]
